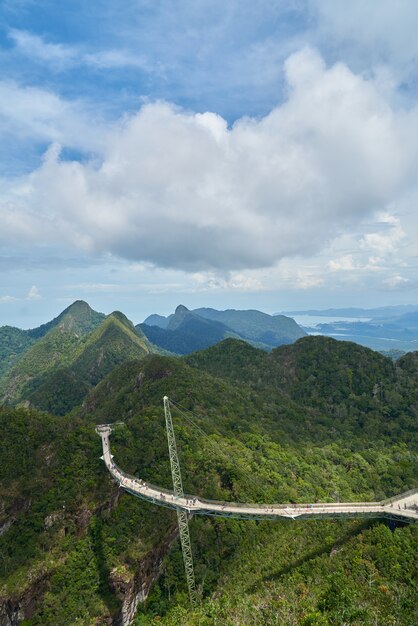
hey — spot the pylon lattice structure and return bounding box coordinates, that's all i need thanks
[163,395,198,608]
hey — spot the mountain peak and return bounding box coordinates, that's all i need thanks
[64,299,92,314]
[27,300,105,339]
[175,304,189,315]
[167,305,192,331]
[108,310,132,326]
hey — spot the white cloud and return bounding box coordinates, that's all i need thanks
[27,285,41,300]
[83,50,150,70]
[0,80,108,152]
[360,213,406,256]
[9,28,151,72]
[294,270,325,289]
[312,0,418,80]
[328,254,355,272]
[65,283,120,292]
[382,274,410,290]
[1,48,418,275]
[9,29,76,69]
[0,295,17,303]
[191,271,264,291]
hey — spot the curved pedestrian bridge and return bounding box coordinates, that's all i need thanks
[97,424,418,523]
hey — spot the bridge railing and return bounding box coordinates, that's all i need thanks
[108,461,176,497]
[191,496,382,510]
[381,487,418,505]
[110,463,389,509]
[107,452,418,510]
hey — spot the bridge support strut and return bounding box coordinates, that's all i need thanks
[163,396,198,608]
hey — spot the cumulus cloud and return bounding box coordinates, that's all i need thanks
[1,48,418,273]
[0,295,17,303]
[191,271,264,291]
[328,254,356,272]
[312,0,418,76]
[360,213,406,256]
[27,285,41,300]
[382,274,410,290]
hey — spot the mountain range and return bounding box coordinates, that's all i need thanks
[1,330,417,625]
[0,300,159,414]
[140,304,305,353]
[0,301,306,413]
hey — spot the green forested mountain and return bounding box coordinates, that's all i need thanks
[0,326,34,380]
[398,350,418,377]
[0,301,105,402]
[194,307,306,347]
[25,312,158,415]
[0,335,417,625]
[0,303,161,414]
[0,301,105,384]
[26,299,106,340]
[187,336,418,445]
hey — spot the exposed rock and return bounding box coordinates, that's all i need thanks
[0,599,23,626]
[0,519,15,537]
[112,524,178,626]
[0,574,50,626]
[44,511,62,529]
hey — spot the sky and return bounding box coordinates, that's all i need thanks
[1,0,418,327]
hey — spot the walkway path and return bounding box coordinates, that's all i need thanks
[97,425,418,523]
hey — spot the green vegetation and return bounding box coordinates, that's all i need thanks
[0,304,161,415]
[0,405,173,625]
[26,299,105,339]
[0,334,417,625]
[0,325,34,379]
[140,520,417,626]
[0,301,106,403]
[26,312,156,415]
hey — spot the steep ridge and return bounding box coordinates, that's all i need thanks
[0,326,34,380]
[142,313,171,329]
[0,301,104,386]
[0,303,163,414]
[0,301,105,403]
[27,299,105,339]
[25,312,159,415]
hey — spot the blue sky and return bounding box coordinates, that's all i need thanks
[1,1,418,327]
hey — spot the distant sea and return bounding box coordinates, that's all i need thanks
[291,315,371,329]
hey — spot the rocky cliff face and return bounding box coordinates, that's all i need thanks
[0,599,22,626]
[0,575,50,626]
[112,524,178,626]
[0,497,178,626]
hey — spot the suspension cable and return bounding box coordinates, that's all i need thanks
[169,398,274,502]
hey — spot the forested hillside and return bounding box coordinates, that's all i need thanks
[0,303,161,415]
[0,337,417,625]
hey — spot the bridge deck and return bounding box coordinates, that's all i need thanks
[97,425,418,523]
